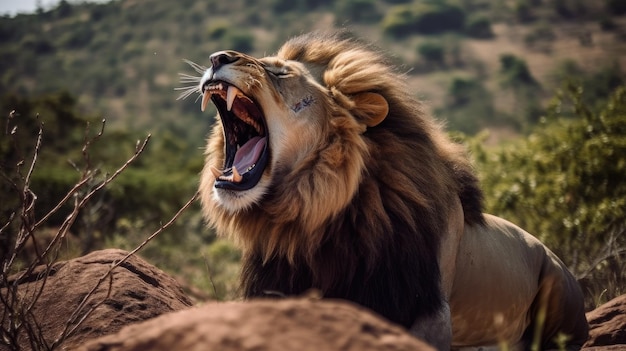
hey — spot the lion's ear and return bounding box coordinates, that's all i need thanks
[353,92,388,127]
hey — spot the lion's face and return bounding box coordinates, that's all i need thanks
[197,48,388,216]
[198,51,330,212]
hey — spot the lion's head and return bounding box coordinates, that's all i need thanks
[186,30,483,269]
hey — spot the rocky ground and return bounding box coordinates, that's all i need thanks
[2,249,624,350]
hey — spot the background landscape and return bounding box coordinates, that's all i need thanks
[1,0,624,308]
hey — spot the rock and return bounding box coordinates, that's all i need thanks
[1,249,193,350]
[584,294,626,349]
[77,297,434,351]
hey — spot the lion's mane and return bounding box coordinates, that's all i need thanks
[200,32,484,328]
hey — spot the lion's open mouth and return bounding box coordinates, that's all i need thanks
[202,81,269,191]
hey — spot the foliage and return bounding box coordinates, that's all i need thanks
[550,60,624,113]
[470,83,626,308]
[552,0,587,19]
[499,54,537,87]
[335,0,381,24]
[381,2,466,38]
[513,0,534,23]
[464,14,493,39]
[437,76,501,134]
[606,0,626,15]
[524,22,556,50]
[417,40,445,65]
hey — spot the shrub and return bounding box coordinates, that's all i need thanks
[438,76,498,134]
[412,2,465,34]
[224,30,255,53]
[465,15,494,39]
[514,0,534,23]
[524,22,556,48]
[417,41,445,64]
[470,84,626,308]
[207,20,230,40]
[606,0,626,15]
[382,2,466,38]
[335,0,381,24]
[381,6,415,38]
[499,54,537,87]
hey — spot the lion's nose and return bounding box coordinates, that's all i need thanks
[210,51,239,70]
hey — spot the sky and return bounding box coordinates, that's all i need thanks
[0,0,108,16]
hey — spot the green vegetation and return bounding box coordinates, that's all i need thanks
[469,83,626,308]
[382,2,465,38]
[1,0,624,310]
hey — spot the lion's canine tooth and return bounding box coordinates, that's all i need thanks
[226,85,239,112]
[201,91,211,112]
[210,166,222,179]
[232,166,242,183]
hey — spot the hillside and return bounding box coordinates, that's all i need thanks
[1,0,625,144]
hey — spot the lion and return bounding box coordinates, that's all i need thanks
[182,31,589,350]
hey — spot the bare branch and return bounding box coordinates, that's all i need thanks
[22,120,44,192]
[35,135,152,265]
[80,119,106,174]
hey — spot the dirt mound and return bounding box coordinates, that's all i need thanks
[1,249,192,350]
[77,297,434,351]
[584,294,626,349]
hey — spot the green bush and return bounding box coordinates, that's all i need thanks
[381,6,415,38]
[413,2,465,34]
[335,0,381,24]
[224,30,255,53]
[552,0,587,19]
[417,41,445,64]
[606,0,626,15]
[437,76,500,134]
[470,84,626,308]
[524,22,556,48]
[513,0,534,22]
[207,21,229,40]
[465,15,494,39]
[382,2,466,38]
[499,54,537,87]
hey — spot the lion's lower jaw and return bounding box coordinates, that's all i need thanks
[212,179,269,213]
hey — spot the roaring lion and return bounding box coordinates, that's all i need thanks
[183,32,589,350]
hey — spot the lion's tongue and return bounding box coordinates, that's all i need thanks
[233,136,266,173]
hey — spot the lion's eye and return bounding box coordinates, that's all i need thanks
[267,67,291,78]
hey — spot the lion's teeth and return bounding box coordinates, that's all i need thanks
[232,166,242,183]
[226,85,240,112]
[201,91,211,112]
[210,166,222,179]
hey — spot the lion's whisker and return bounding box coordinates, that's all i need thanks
[175,86,200,101]
[179,73,202,84]
[183,59,207,74]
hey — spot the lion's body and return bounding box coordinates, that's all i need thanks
[451,215,589,348]
[194,32,588,350]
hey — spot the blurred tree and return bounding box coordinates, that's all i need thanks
[465,15,494,39]
[417,40,445,65]
[335,0,381,24]
[382,2,466,38]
